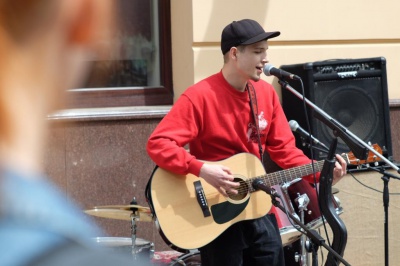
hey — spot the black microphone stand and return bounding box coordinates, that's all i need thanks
[364,166,400,266]
[266,189,351,266]
[299,136,329,155]
[279,79,400,266]
[318,137,348,266]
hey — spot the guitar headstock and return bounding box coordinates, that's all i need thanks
[343,143,382,166]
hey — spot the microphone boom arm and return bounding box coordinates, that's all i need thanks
[279,79,400,173]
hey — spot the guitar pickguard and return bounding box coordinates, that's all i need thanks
[211,198,250,224]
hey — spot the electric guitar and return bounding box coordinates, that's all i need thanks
[147,144,382,250]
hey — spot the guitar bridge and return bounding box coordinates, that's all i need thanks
[194,180,211,217]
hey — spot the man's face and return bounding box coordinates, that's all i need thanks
[235,40,269,82]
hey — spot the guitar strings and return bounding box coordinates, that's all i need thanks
[227,161,325,196]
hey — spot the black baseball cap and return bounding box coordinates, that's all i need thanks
[221,19,280,54]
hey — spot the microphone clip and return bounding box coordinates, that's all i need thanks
[252,178,280,198]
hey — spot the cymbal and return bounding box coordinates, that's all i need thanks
[85,207,153,222]
[94,204,150,212]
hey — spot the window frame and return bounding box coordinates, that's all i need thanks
[66,0,173,109]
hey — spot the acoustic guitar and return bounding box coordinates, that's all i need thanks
[147,144,381,250]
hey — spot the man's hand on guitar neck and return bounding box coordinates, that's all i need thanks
[199,163,240,197]
[197,154,346,196]
[332,154,347,186]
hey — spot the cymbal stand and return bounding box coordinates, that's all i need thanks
[294,193,311,266]
[130,197,139,261]
[130,215,138,260]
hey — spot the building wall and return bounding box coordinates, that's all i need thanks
[171,0,400,100]
[45,108,172,252]
[46,104,400,265]
[43,1,400,265]
[168,5,400,262]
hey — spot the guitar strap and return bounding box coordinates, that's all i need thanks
[246,82,264,161]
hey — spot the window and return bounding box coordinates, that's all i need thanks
[67,0,172,108]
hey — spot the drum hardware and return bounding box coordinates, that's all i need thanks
[85,198,155,262]
[268,184,350,266]
[129,197,151,261]
[278,179,344,265]
[281,178,343,230]
[293,192,311,266]
[271,184,302,247]
[92,237,154,263]
[130,214,138,259]
[168,251,201,266]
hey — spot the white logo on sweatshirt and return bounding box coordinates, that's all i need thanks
[247,111,268,142]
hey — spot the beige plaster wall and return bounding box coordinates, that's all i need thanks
[170,1,400,265]
[171,0,400,100]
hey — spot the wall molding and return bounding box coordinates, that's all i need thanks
[390,99,400,108]
[47,99,400,122]
[47,106,172,122]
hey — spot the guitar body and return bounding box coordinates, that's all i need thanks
[148,153,271,250]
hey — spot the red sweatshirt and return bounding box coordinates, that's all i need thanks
[147,71,317,184]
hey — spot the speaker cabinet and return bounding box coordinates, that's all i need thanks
[280,57,392,163]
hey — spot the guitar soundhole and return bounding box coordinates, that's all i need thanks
[228,177,248,201]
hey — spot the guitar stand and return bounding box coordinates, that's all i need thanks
[269,193,351,266]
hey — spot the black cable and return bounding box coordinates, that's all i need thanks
[348,167,400,195]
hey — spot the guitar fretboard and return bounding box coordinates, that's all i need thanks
[264,161,324,187]
[242,160,325,194]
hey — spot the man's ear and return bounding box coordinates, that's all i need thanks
[230,47,238,60]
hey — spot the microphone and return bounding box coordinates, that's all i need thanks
[252,178,280,198]
[289,120,329,150]
[263,64,301,80]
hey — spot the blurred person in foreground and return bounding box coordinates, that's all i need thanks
[0,1,135,265]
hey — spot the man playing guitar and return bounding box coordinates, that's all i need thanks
[146,19,347,266]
